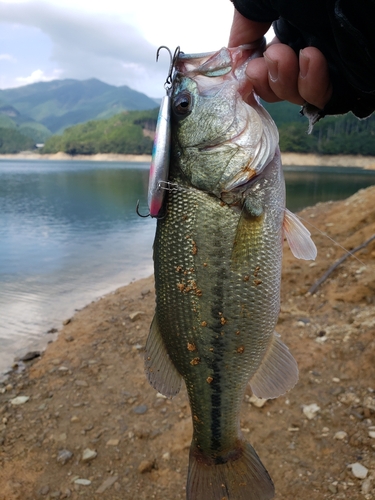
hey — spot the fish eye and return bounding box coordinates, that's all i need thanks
[173,92,193,116]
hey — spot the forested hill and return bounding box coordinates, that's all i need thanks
[40,101,375,157]
[263,101,375,155]
[41,108,158,155]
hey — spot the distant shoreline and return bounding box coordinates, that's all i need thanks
[1,151,375,169]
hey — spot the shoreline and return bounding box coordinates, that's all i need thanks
[1,151,375,168]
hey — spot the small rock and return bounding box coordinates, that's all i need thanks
[19,351,41,362]
[334,431,348,440]
[302,403,320,419]
[369,431,375,439]
[361,478,372,495]
[70,416,80,423]
[75,380,88,387]
[138,459,155,474]
[141,288,151,297]
[96,475,119,493]
[74,479,91,486]
[63,318,71,326]
[106,438,120,446]
[249,395,267,408]
[47,327,58,334]
[81,448,97,463]
[38,485,50,496]
[339,392,359,405]
[162,452,170,460]
[10,396,29,405]
[57,449,73,465]
[350,462,368,479]
[129,311,145,322]
[328,483,337,494]
[133,405,148,415]
[364,396,375,411]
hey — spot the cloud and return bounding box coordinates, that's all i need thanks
[16,68,63,85]
[0,1,166,96]
[0,53,16,62]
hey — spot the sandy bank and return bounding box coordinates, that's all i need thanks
[281,152,375,169]
[0,152,152,162]
[1,151,375,168]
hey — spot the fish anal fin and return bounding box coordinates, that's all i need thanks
[283,208,317,260]
[187,440,274,500]
[144,315,182,398]
[249,332,299,399]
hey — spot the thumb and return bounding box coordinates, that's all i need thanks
[228,9,271,47]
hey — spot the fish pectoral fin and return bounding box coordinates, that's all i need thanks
[249,332,299,399]
[144,315,182,398]
[283,208,317,260]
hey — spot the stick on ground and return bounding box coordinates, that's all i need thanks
[308,234,375,295]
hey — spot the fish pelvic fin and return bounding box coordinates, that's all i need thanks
[187,440,274,500]
[283,208,317,260]
[249,332,299,399]
[144,315,182,398]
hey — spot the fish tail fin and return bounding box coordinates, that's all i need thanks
[186,441,274,500]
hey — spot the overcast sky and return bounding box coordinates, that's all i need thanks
[0,0,243,98]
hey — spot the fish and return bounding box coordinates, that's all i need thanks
[144,45,317,500]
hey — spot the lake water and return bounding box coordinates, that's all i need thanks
[1,160,375,376]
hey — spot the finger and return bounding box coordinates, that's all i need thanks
[228,9,271,47]
[244,57,283,103]
[263,44,305,105]
[298,47,332,109]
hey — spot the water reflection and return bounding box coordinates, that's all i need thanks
[0,161,155,375]
[284,166,375,212]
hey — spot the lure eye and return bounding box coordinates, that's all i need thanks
[173,92,193,116]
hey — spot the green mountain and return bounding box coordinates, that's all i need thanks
[1,77,375,156]
[0,104,51,143]
[0,78,158,134]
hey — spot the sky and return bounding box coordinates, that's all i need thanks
[0,0,242,98]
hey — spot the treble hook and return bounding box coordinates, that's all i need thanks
[136,199,150,218]
[156,45,180,91]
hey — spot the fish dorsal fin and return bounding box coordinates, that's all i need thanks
[249,332,299,399]
[283,208,317,260]
[144,315,182,398]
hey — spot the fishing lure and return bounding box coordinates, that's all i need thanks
[147,46,180,218]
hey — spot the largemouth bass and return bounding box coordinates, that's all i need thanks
[144,45,317,500]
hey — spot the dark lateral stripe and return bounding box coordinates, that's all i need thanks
[209,228,227,454]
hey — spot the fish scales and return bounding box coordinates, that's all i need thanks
[154,157,284,452]
[145,45,316,500]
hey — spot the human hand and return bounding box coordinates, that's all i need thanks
[229,10,332,110]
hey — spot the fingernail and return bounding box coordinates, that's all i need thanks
[299,49,309,79]
[264,53,278,82]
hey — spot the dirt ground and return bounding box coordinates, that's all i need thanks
[1,185,375,500]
